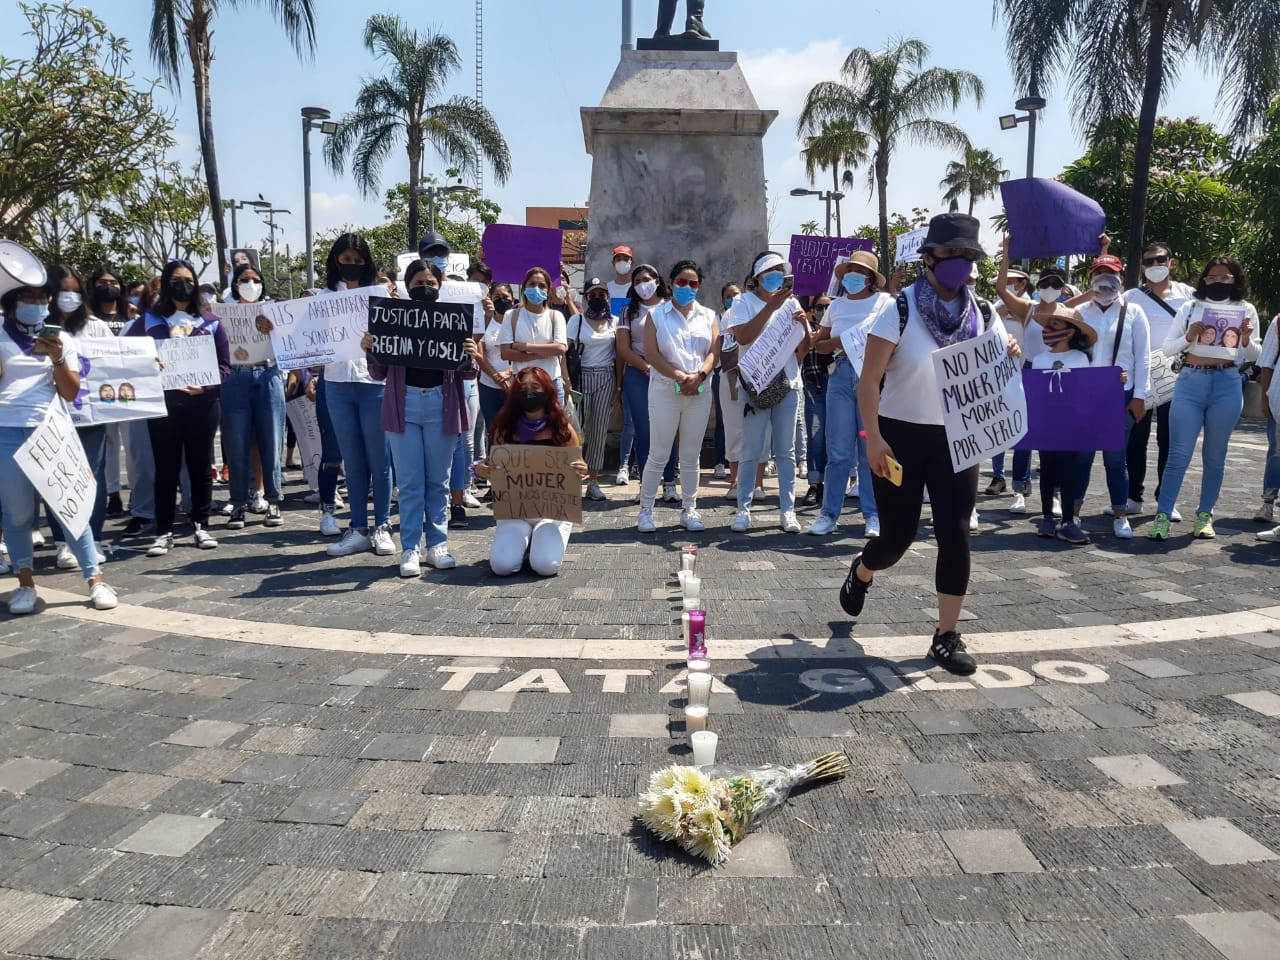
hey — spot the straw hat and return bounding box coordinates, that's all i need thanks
[833,250,886,289]
[1032,302,1097,347]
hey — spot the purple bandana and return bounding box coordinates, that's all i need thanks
[515,415,548,444]
[913,276,978,348]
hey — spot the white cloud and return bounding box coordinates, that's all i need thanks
[740,39,846,122]
[311,191,361,222]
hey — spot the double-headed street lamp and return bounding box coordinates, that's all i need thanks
[790,187,845,237]
[225,198,270,248]
[260,204,291,290]
[302,106,340,288]
[999,95,1047,180]
[412,181,470,239]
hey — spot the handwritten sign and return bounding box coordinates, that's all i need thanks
[262,289,372,370]
[789,235,873,297]
[489,444,583,524]
[211,301,274,365]
[285,396,322,492]
[366,297,472,370]
[1001,178,1107,259]
[71,338,166,425]
[14,401,96,539]
[933,320,1027,472]
[1147,351,1179,408]
[1015,366,1126,451]
[1197,304,1248,360]
[157,336,220,391]
[481,224,563,285]
[895,227,928,264]
[446,253,471,278]
[738,308,805,393]
[839,325,871,377]
[440,279,487,334]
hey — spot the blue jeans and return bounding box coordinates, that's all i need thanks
[804,384,827,483]
[221,365,285,505]
[739,386,799,514]
[1076,388,1137,513]
[619,384,636,470]
[1158,366,1243,517]
[819,359,877,525]
[450,380,480,491]
[1264,418,1280,499]
[990,450,1032,493]
[0,426,99,579]
[622,365,675,483]
[712,371,726,465]
[387,387,458,552]
[316,376,342,507]
[479,382,506,437]
[47,425,108,543]
[325,379,392,531]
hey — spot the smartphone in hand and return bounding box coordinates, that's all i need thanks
[885,455,904,487]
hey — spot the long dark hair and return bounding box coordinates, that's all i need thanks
[230,263,268,302]
[323,233,378,291]
[87,268,129,318]
[624,263,667,323]
[489,367,575,447]
[1194,256,1249,302]
[150,259,200,318]
[46,263,90,334]
[404,259,443,289]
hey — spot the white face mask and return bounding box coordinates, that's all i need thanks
[1091,279,1121,306]
[238,281,263,303]
[635,279,658,300]
[199,292,216,307]
[554,285,566,300]
[614,259,632,275]
[1144,265,1170,284]
[56,291,82,313]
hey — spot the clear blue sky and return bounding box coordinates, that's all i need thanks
[2,0,1225,266]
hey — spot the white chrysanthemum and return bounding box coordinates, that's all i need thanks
[638,789,685,840]
[681,809,731,864]
[669,766,714,801]
[646,766,681,793]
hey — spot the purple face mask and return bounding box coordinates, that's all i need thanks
[930,255,973,292]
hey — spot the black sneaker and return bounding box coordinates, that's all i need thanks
[928,630,977,676]
[106,493,124,517]
[985,477,1007,495]
[122,516,154,537]
[838,552,871,617]
[263,503,283,527]
[802,484,822,506]
[449,504,469,529]
[226,506,246,530]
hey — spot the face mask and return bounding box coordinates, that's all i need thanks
[673,285,698,307]
[524,286,548,305]
[238,281,263,303]
[587,296,609,313]
[428,256,448,272]
[409,285,440,303]
[1005,285,1023,298]
[929,256,973,291]
[200,292,216,307]
[1144,265,1170,284]
[168,279,196,302]
[759,271,785,294]
[338,263,364,283]
[129,296,140,307]
[614,259,632,275]
[842,273,867,295]
[519,390,548,413]
[1091,277,1121,306]
[493,297,514,315]
[56,291,82,313]
[95,284,120,303]
[1205,281,1233,302]
[723,297,735,311]
[15,302,46,329]
[635,279,658,300]
[1042,327,1073,348]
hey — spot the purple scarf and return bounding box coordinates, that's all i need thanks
[516,415,548,443]
[3,315,39,354]
[913,276,978,348]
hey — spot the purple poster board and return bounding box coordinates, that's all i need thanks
[788,235,874,297]
[1000,178,1107,259]
[481,224,563,285]
[1015,366,1126,451]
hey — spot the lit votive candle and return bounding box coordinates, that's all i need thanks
[681,546,697,574]
[681,611,691,646]
[686,672,713,709]
[684,704,709,733]
[686,658,711,675]
[682,575,701,601]
[690,730,718,766]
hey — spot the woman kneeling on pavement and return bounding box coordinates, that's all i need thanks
[475,367,588,577]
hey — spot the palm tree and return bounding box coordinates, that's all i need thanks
[995,0,1280,287]
[324,14,511,249]
[798,38,984,266]
[939,147,1008,215]
[801,123,868,235]
[150,0,317,281]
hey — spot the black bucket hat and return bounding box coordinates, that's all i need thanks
[919,213,986,259]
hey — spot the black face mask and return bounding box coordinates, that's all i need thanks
[94,283,120,303]
[1204,281,1234,302]
[493,297,514,315]
[338,263,364,282]
[519,390,548,413]
[409,285,440,303]
[168,279,196,301]
[587,296,609,313]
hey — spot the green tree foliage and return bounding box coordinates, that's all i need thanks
[940,147,1008,215]
[1232,98,1280,318]
[800,122,868,236]
[98,160,213,275]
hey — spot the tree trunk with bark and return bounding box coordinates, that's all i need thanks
[1126,2,1169,289]
[876,147,891,267]
[407,125,422,249]
[188,1,228,284]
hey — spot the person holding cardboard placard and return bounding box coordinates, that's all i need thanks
[1150,256,1260,541]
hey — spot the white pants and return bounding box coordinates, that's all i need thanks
[490,518,571,577]
[641,378,713,509]
[718,371,744,463]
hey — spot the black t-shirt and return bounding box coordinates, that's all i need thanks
[404,367,445,388]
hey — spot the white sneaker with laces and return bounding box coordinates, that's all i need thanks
[1126,498,1144,516]
[90,581,118,610]
[220,501,236,516]
[193,525,218,550]
[146,534,174,557]
[865,520,881,538]
[55,542,78,570]
[319,507,341,537]
[371,525,395,556]
[399,549,422,578]
[637,507,656,533]
[425,544,456,569]
[731,509,751,532]
[780,511,802,533]
[1051,495,1062,518]
[1170,506,1182,522]
[462,490,482,509]
[807,515,837,536]
[680,509,705,532]
[662,483,680,503]
[615,469,629,486]
[1257,525,1280,542]
[1113,517,1134,539]
[1009,493,1027,514]
[249,493,268,514]
[327,528,371,557]
[970,508,980,533]
[713,463,727,479]
[8,585,37,615]
[30,530,46,549]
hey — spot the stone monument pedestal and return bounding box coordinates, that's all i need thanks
[581,50,776,297]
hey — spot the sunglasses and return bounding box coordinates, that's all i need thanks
[168,258,195,271]
[1142,255,1170,266]
[1037,279,1063,289]
[673,277,701,290]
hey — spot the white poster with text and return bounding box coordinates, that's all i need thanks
[285,396,323,492]
[71,337,166,425]
[157,336,221,391]
[263,289,373,370]
[14,401,96,540]
[738,309,805,393]
[932,320,1027,472]
[211,301,275,365]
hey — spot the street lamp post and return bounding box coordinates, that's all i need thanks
[224,198,270,249]
[261,207,291,291]
[410,181,470,242]
[789,187,845,237]
[302,107,339,289]
[998,95,1047,180]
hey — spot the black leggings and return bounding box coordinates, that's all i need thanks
[1038,450,1080,520]
[149,395,220,534]
[861,417,978,597]
[1127,401,1170,502]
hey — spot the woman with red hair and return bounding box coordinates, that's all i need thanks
[475,367,587,576]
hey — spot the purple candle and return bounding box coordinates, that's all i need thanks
[688,609,707,660]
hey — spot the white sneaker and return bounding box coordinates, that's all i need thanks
[1052,495,1062,518]
[89,581,118,611]
[615,469,629,486]
[1113,517,1134,539]
[847,480,859,499]
[319,507,341,537]
[220,501,236,516]
[1009,493,1027,515]
[8,585,37,615]
[399,549,421,578]
[146,534,174,557]
[193,525,218,550]
[371,525,395,556]
[780,511,802,533]
[731,509,751,533]
[865,520,881,538]
[713,463,727,479]
[1170,506,1182,522]
[662,483,680,503]
[969,508,980,533]
[30,530,46,549]
[55,542,78,570]
[327,528,371,557]
[1126,499,1143,516]
[249,492,268,514]
[586,480,607,502]
[680,509,705,532]
[425,544,456,569]
[808,515,837,536]
[752,486,766,500]
[1256,525,1280,542]
[725,485,738,500]
[764,460,777,478]
[304,491,321,504]
[637,507,656,533]
[1255,500,1275,523]
[462,490,482,509]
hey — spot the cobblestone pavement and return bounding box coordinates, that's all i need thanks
[0,423,1277,957]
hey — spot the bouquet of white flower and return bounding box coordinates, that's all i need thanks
[638,752,850,864]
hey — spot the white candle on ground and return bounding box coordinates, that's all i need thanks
[686,672,712,709]
[684,704,709,733]
[690,730,718,765]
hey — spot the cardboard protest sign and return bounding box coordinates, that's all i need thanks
[285,396,322,492]
[440,279,488,334]
[1001,178,1107,259]
[71,337,166,425]
[489,444,583,524]
[738,309,806,392]
[482,224,563,285]
[262,289,373,370]
[366,296,472,371]
[157,336,220,391]
[1015,366,1126,451]
[1196,304,1249,360]
[14,401,96,540]
[789,235,873,297]
[446,253,471,278]
[211,301,275,365]
[895,227,928,265]
[1147,351,1179,408]
[933,320,1027,472]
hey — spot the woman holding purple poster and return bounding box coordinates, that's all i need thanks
[1150,257,1260,541]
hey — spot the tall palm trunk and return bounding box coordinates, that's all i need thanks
[406,124,423,248]
[187,1,228,282]
[1125,2,1168,289]
[832,166,843,236]
[875,146,891,267]
[967,188,976,216]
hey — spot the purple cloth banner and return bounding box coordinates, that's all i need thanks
[788,235,874,297]
[1014,366,1126,451]
[1000,178,1107,259]
[481,224,563,285]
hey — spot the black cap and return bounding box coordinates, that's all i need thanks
[418,232,449,256]
[583,277,608,295]
[919,213,986,258]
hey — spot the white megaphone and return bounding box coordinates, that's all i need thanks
[0,240,47,298]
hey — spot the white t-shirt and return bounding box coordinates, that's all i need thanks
[1031,348,1091,370]
[648,301,716,384]
[568,313,618,369]
[320,286,376,384]
[0,328,80,428]
[618,300,659,360]
[607,278,631,302]
[1078,300,1151,400]
[1163,298,1262,366]
[478,319,510,390]
[1124,281,1194,349]
[726,291,803,389]
[822,292,892,342]
[1259,318,1280,371]
[498,306,568,380]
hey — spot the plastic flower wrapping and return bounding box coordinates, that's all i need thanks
[638,752,850,864]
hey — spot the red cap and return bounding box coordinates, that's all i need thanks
[1090,254,1123,274]
[612,246,633,258]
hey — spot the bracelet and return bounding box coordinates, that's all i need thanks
[51,358,66,367]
